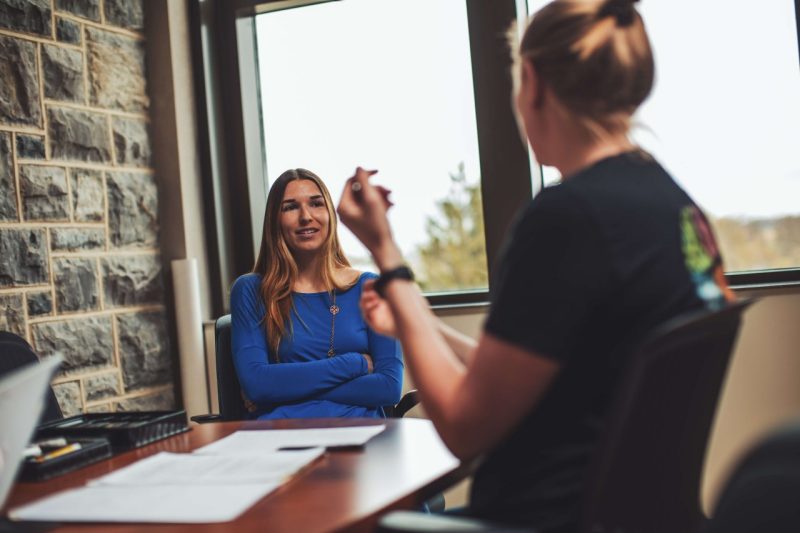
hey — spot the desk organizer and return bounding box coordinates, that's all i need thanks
[35,410,190,452]
[20,437,112,481]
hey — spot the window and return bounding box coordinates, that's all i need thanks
[255,0,487,294]
[195,0,535,312]
[526,1,800,278]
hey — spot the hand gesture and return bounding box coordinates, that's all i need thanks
[360,278,398,338]
[337,167,403,270]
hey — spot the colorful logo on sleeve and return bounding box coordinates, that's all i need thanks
[680,206,735,308]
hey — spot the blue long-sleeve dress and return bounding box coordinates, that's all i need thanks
[230,272,403,419]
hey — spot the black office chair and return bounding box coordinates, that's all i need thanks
[377,299,753,533]
[0,331,63,425]
[192,314,420,423]
[704,417,800,533]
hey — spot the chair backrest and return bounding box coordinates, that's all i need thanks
[581,299,753,533]
[705,417,800,533]
[214,315,247,420]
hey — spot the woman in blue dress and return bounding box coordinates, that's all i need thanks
[230,168,403,419]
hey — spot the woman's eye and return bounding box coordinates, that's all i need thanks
[281,203,297,212]
[311,200,325,208]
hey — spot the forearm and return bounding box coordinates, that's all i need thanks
[382,279,471,450]
[436,320,478,365]
[314,372,402,407]
[236,350,368,405]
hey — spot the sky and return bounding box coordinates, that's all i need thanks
[256,0,480,265]
[256,0,800,265]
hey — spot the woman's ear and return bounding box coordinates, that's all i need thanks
[522,60,545,110]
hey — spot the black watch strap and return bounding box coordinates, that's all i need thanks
[375,266,415,297]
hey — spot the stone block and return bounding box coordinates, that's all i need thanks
[0,35,41,127]
[53,257,98,312]
[53,381,82,416]
[101,255,163,308]
[0,293,25,337]
[42,44,85,103]
[54,0,98,21]
[0,0,51,36]
[86,27,148,112]
[70,168,104,222]
[32,315,113,374]
[55,16,80,44]
[104,0,142,30]
[106,171,158,248]
[48,107,112,163]
[16,133,45,159]
[0,132,15,221]
[26,290,52,316]
[85,402,111,413]
[117,311,173,390]
[51,227,105,251]
[0,229,49,286]
[84,372,119,401]
[112,117,150,167]
[116,388,175,412]
[19,165,69,221]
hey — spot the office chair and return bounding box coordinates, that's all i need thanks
[192,314,420,423]
[377,299,753,533]
[704,417,800,533]
[0,331,63,425]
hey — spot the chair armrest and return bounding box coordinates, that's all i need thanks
[190,413,223,424]
[393,389,420,418]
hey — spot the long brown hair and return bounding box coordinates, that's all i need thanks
[518,0,654,139]
[252,168,351,361]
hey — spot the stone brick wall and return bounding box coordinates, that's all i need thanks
[0,0,176,415]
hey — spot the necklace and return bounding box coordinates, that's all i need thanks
[327,290,339,357]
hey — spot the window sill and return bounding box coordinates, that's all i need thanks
[727,269,800,291]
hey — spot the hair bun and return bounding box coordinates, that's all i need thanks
[598,0,639,27]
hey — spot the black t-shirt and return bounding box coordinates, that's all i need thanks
[472,151,731,532]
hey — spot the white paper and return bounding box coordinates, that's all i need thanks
[194,425,386,455]
[88,449,324,486]
[9,483,279,523]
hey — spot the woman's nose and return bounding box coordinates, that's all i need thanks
[299,205,312,223]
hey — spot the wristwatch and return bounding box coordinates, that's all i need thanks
[374,266,415,297]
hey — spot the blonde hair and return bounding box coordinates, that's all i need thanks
[518,0,654,139]
[252,168,351,361]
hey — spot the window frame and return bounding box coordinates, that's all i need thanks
[190,0,800,316]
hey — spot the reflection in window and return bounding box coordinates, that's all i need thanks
[526,0,800,272]
[255,0,487,293]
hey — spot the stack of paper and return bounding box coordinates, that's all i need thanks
[10,424,385,524]
[10,448,323,524]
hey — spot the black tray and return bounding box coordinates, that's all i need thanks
[35,410,190,452]
[20,437,112,481]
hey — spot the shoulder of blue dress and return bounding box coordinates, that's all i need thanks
[232,273,261,291]
[230,273,262,304]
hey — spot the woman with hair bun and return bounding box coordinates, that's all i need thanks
[337,0,733,530]
[230,168,402,419]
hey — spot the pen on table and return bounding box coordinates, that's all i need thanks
[34,442,82,462]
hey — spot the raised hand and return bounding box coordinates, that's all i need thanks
[337,167,404,271]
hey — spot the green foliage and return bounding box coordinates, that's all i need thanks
[415,163,489,292]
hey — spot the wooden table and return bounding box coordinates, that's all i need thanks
[4,418,468,533]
